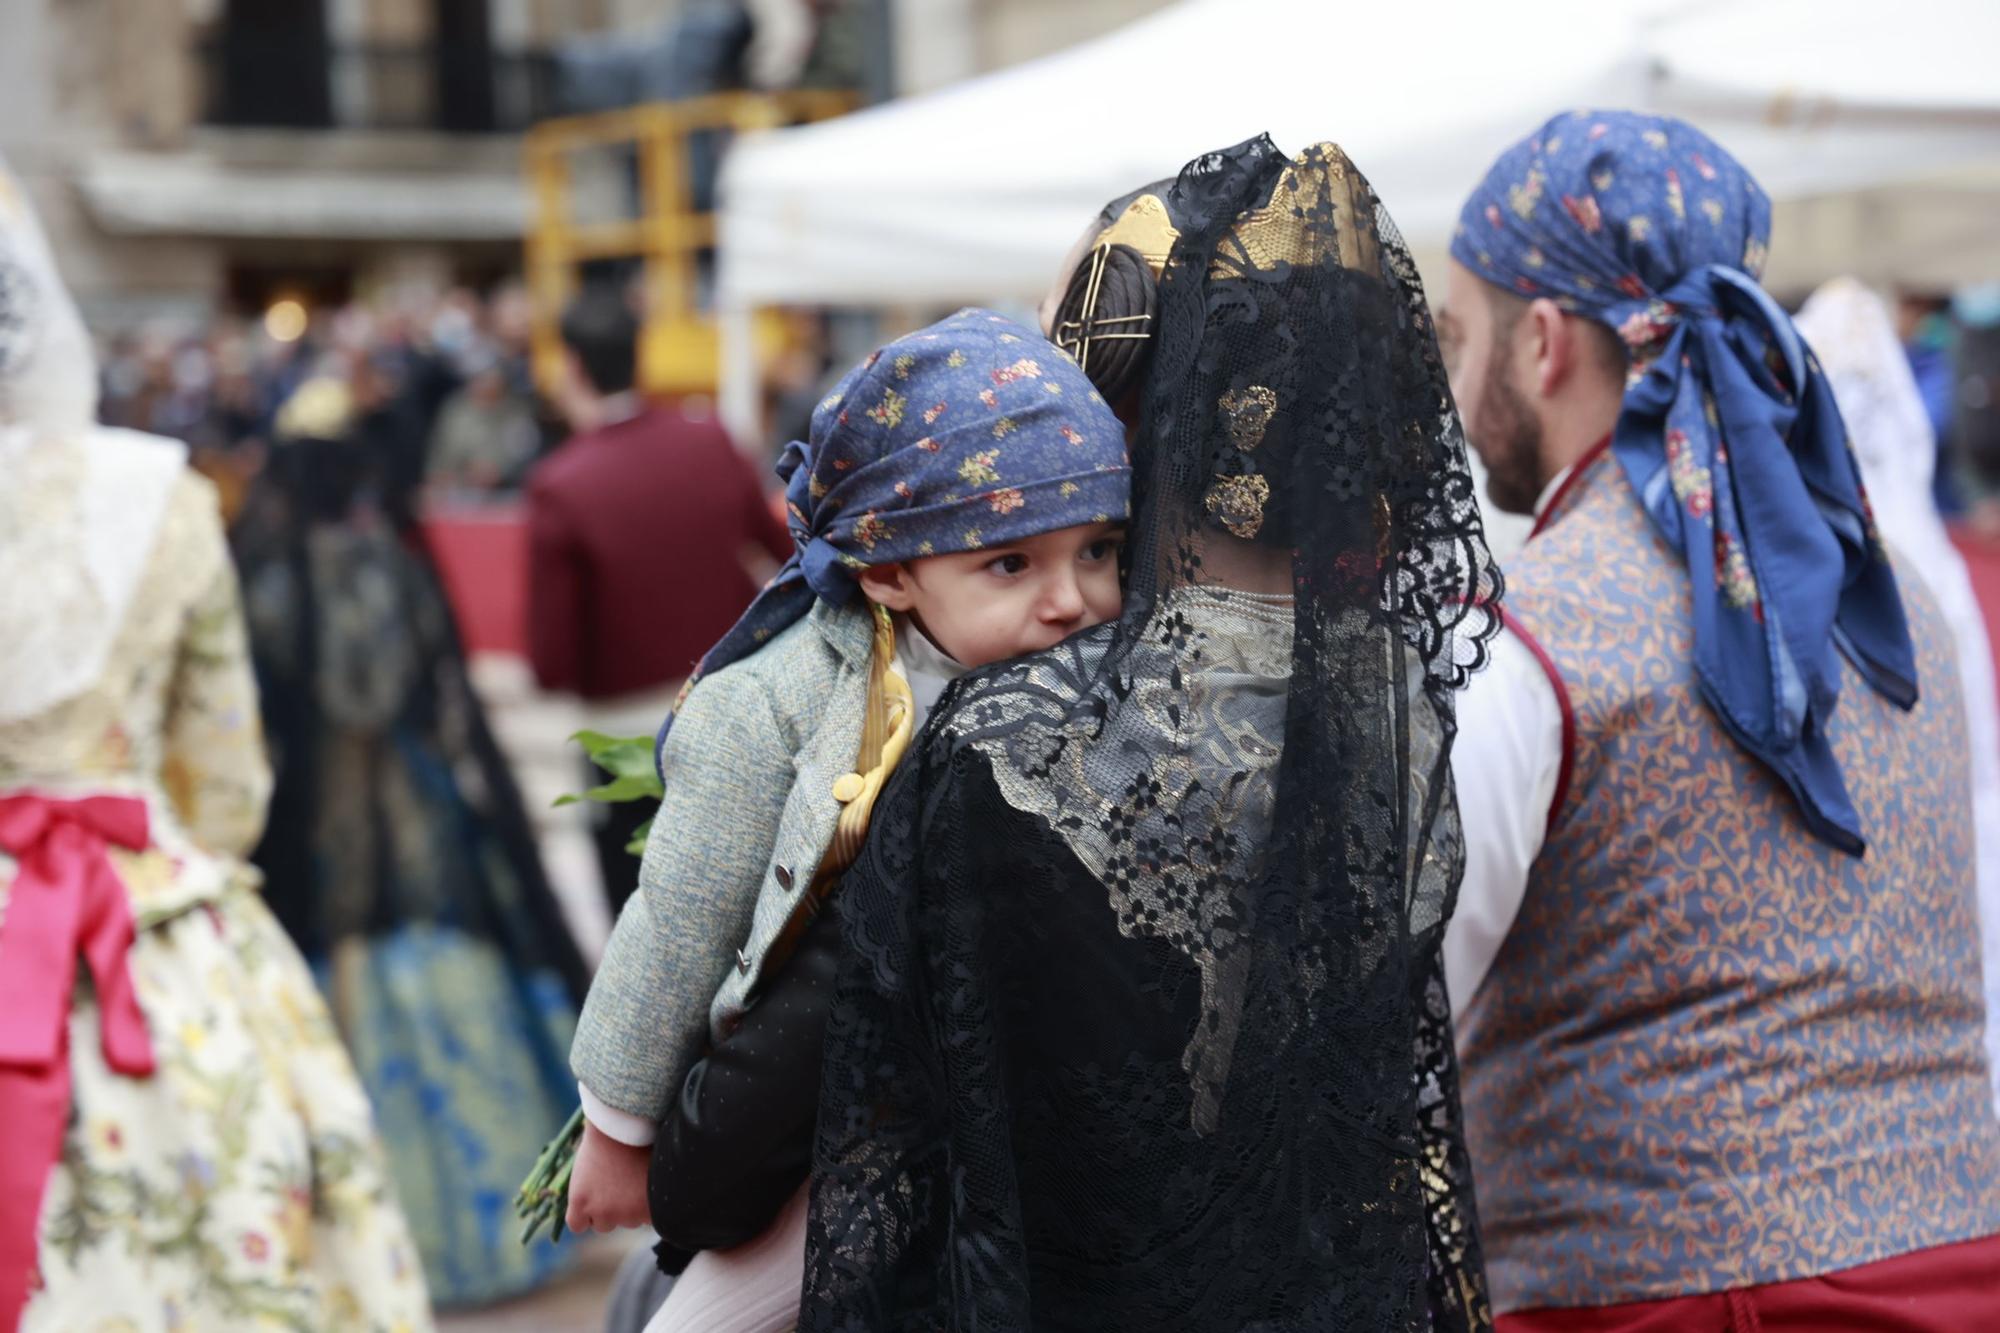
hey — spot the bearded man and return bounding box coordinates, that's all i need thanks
[1439,109,2000,1330]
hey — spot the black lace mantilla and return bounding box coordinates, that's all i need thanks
[802,137,1500,1331]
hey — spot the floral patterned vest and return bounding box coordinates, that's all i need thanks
[1460,445,2000,1313]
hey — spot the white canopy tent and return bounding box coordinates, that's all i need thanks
[712,0,2000,441]
[718,0,2000,306]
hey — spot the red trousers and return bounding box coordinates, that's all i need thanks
[1497,1233,2000,1332]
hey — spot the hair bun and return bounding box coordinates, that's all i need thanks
[1053,242,1157,407]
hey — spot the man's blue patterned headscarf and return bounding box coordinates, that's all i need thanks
[660,307,1130,760]
[1453,110,1916,855]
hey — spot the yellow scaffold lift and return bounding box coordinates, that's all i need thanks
[522,89,853,398]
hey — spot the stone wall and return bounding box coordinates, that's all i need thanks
[971,0,1173,74]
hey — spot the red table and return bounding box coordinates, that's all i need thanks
[421,501,528,658]
[1952,527,2000,646]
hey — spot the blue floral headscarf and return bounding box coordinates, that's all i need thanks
[660,308,1130,758]
[1453,110,1916,855]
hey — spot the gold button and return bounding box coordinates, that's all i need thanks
[831,773,865,803]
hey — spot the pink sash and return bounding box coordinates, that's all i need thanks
[0,793,155,1330]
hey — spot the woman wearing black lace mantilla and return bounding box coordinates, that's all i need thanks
[785,137,1502,1330]
[638,137,1504,1331]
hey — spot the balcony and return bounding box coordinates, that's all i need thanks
[199,38,560,135]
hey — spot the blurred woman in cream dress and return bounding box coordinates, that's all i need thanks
[0,159,432,1332]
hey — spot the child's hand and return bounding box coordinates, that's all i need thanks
[564,1119,652,1234]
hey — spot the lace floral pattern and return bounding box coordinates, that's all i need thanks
[966,588,1289,1132]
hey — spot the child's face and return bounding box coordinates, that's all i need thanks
[859,521,1125,667]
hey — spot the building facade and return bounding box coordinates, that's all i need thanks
[1,0,1171,325]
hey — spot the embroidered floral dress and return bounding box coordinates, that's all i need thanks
[233,430,584,1306]
[1,457,433,1333]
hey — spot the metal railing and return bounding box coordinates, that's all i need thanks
[523,90,856,396]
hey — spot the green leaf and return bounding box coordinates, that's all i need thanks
[552,731,664,813]
[571,730,663,787]
[579,773,659,805]
[623,816,655,857]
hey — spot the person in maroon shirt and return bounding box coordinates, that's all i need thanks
[527,289,790,912]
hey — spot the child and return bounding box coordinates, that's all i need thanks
[562,308,1133,1234]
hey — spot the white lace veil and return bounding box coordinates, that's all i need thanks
[1797,280,1949,554]
[0,156,185,723]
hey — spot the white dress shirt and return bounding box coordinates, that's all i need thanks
[1443,469,1575,1015]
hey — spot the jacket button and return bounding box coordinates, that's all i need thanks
[736,948,752,974]
[831,772,865,803]
[775,864,794,891]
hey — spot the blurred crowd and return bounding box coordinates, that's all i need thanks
[96,283,557,518]
[88,279,2000,546]
[1902,288,2000,538]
